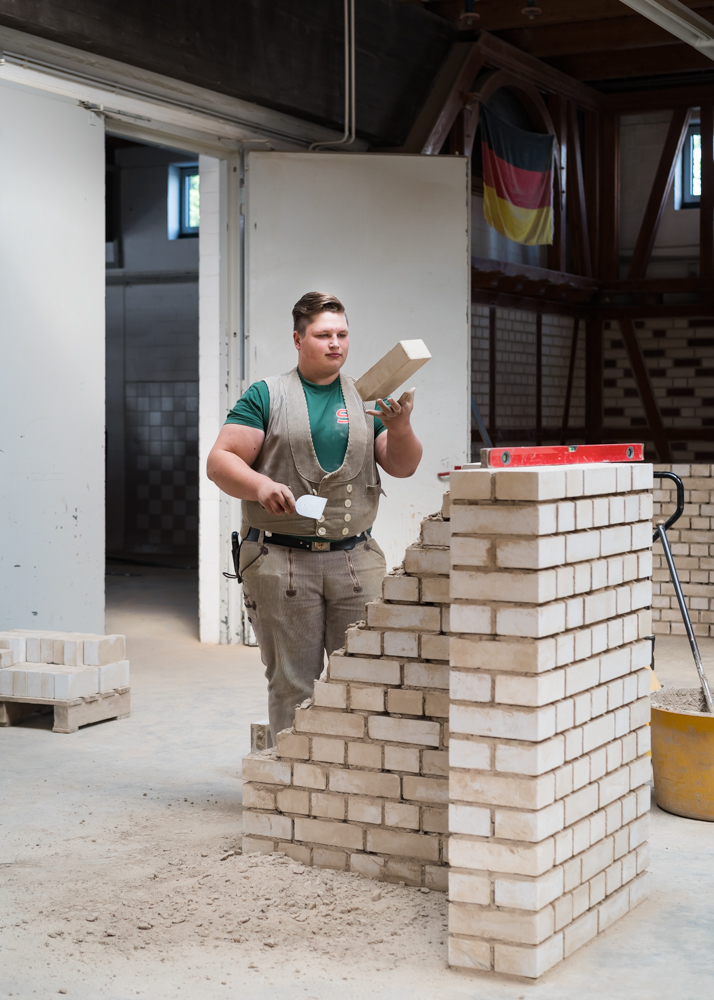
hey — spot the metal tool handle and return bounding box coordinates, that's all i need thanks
[652,470,684,535]
[653,472,714,712]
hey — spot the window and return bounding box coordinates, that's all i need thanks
[180,166,200,235]
[681,123,701,208]
[167,162,200,239]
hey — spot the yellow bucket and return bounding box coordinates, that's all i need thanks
[651,689,714,822]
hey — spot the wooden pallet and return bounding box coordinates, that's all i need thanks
[0,686,130,733]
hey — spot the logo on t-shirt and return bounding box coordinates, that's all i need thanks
[336,407,349,425]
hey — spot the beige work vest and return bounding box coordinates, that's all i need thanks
[241,368,383,539]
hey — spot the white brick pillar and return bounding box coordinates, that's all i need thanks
[447,462,654,978]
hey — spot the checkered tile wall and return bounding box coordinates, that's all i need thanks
[124,381,198,557]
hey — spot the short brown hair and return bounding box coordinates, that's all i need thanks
[292,291,346,336]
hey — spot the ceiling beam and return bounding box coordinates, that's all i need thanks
[474,33,603,110]
[427,0,714,31]
[546,41,713,80]
[617,0,714,62]
[605,80,714,111]
[493,15,692,58]
[399,42,484,154]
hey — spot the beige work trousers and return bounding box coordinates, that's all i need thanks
[240,534,386,742]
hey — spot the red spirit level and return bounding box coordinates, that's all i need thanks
[479,444,644,469]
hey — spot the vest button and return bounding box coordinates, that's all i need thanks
[344,514,351,522]
[344,499,352,507]
[318,515,325,523]
[341,528,349,535]
[346,484,353,493]
[317,527,326,536]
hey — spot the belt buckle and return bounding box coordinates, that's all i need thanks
[312,541,330,552]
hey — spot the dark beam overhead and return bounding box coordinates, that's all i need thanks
[547,42,714,82]
[606,81,714,112]
[473,33,602,109]
[413,1,714,91]
[493,16,682,58]
[0,0,456,147]
[428,0,714,31]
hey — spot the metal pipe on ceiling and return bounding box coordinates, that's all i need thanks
[310,0,356,151]
[618,0,714,61]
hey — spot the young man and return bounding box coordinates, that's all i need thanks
[207,291,422,741]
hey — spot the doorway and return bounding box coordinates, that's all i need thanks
[105,136,200,571]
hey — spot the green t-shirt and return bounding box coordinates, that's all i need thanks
[225,371,385,473]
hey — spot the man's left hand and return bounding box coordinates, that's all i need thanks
[366,387,416,433]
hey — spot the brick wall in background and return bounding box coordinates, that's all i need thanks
[603,320,714,463]
[652,464,714,637]
[471,306,585,454]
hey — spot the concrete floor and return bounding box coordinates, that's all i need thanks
[1,568,713,999]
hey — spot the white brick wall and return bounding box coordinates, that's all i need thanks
[240,511,453,891]
[471,306,585,450]
[603,321,714,463]
[240,460,653,979]
[447,463,652,978]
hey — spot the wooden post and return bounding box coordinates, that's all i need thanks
[599,113,620,281]
[700,104,714,281]
[560,317,580,445]
[566,103,593,278]
[535,312,543,445]
[585,317,603,444]
[584,111,600,278]
[619,318,672,462]
[628,107,691,280]
[489,306,497,444]
[548,95,567,274]
[448,109,466,156]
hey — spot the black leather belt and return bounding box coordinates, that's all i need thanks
[245,527,370,552]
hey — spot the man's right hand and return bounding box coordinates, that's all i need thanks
[256,479,296,515]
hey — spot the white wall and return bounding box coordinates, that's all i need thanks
[0,82,105,631]
[198,155,229,644]
[243,152,470,573]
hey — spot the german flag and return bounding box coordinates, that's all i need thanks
[481,106,555,246]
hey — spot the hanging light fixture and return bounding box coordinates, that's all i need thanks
[521,0,542,20]
[459,0,481,28]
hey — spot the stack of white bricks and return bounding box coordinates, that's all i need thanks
[652,464,714,637]
[241,511,453,889]
[0,630,128,700]
[447,462,653,978]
